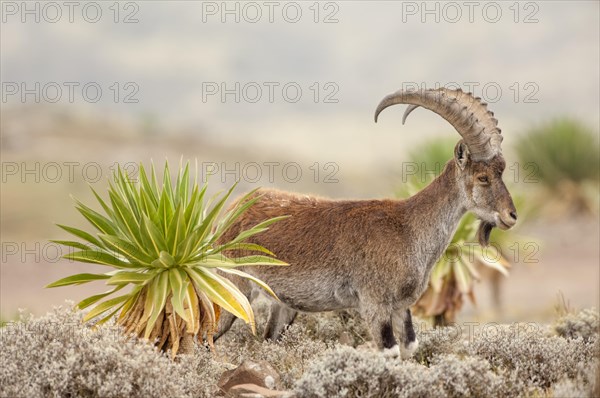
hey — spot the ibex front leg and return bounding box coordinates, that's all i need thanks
[393,308,419,359]
[360,300,400,358]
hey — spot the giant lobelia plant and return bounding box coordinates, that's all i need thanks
[47,161,287,357]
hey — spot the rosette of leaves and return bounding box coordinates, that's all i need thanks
[47,162,287,357]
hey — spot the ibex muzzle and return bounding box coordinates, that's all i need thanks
[215,87,517,358]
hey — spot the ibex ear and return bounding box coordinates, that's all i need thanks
[454,141,470,170]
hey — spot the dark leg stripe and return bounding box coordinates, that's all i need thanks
[381,321,396,349]
[404,309,416,346]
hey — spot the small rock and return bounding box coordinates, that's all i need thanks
[229,383,289,398]
[218,360,281,394]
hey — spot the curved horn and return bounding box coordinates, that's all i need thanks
[374,88,502,160]
[402,104,419,125]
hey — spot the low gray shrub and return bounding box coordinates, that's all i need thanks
[292,348,528,398]
[2,303,598,398]
[554,308,599,342]
[292,346,429,398]
[466,323,597,390]
[429,354,532,398]
[413,324,463,366]
[551,361,599,398]
[0,305,224,398]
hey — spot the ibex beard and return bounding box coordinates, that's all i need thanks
[214,87,517,359]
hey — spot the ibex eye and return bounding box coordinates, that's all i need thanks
[478,176,489,183]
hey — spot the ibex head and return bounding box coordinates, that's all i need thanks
[374,87,517,246]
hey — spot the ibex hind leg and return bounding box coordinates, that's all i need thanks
[263,302,298,341]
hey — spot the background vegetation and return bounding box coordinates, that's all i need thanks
[514,118,600,215]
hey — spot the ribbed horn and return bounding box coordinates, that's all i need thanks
[374,87,503,160]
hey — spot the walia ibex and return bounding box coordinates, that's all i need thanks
[215,87,517,358]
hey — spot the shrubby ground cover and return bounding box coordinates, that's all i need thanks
[1,302,597,398]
